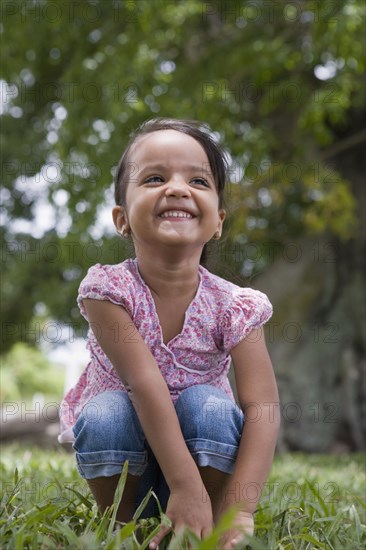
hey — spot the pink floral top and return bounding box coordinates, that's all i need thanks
[58,258,272,443]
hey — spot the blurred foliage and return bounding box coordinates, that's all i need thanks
[0,342,64,401]
[1,0,365,351]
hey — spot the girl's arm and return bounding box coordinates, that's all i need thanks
[229,327,280,511]
[83,299,213,542]
[219,327,280,547]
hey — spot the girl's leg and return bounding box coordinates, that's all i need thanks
[175,384,244,521]
[86,456,164,523]
[72,391,151,523]
[198,466,230,522]
[87,473,139,523]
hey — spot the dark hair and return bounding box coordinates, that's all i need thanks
[114,118,228,265]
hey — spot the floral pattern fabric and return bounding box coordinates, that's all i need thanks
[58,258,272,442]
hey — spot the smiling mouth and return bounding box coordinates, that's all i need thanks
[158,211,196,220]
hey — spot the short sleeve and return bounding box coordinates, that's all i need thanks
[77,263,134,320]
[220,288,273,352]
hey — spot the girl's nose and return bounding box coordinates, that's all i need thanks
[164,178,191,197]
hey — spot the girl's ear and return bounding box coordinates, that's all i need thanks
[217,208,226,232]
[213,209,226,240]
[112,205,129,233]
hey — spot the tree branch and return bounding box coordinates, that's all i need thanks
[320,128,366,161]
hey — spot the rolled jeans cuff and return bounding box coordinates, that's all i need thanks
[186,438,239,474]
[74,449,148,479]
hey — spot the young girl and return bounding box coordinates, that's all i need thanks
[59,118,280,549]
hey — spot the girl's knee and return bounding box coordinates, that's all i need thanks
[73,391,145,452]
[176,384,244,442]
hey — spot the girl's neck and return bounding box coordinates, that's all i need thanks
[136,255,201,301]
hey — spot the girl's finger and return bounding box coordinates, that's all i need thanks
[223,540,239,550]
[149,525,171,549]
[229,536,242,548]
[222,532,246,550]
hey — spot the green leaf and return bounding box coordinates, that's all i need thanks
[107,461,129,539]
[349,504,362,544]
[133,487,153,521]
[68,487,94,509]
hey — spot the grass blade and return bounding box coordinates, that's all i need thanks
[306,481,329,516]
[107,461,129,539]
[133,487,153,521]
[68,487,94,509]
[349,504,362,544]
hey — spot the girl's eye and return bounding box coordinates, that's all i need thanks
[144,176,209,186]
[191,178,209,187]
[144,176,163,184]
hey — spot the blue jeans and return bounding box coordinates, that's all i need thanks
[72,384,244,517]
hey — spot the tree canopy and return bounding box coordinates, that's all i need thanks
[1,0,365,352]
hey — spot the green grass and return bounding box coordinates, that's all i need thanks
[0,444,365,549]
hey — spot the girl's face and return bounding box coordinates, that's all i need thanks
[113,130,226,260]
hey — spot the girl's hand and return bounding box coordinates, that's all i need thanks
[149,488,213,549]
[220,511,254,549]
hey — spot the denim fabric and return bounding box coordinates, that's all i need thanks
[72,384,244,516]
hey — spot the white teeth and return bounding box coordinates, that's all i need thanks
[160,210,193,219]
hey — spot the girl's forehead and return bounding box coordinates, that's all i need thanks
[130,130,209,164]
